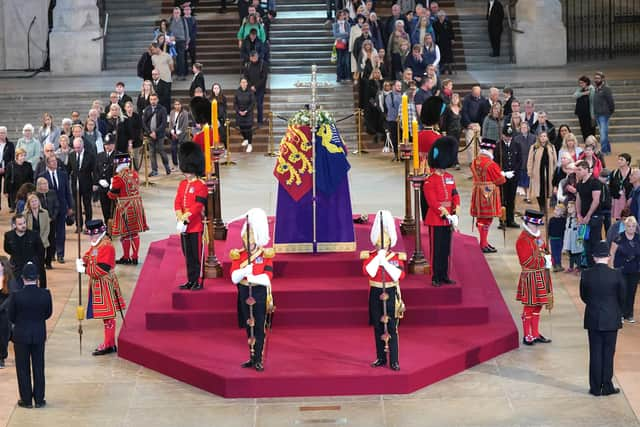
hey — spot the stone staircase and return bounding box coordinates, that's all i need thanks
[105,0,164,72]
[269,5,334,74]
[453,0,513,70]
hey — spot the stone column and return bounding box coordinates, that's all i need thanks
[513,0,567,67]
[49,0,103,75]
[0,0,50,70]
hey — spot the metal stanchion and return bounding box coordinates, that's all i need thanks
[352,109,368,155]
[264,111,278,157]
[221,119,237,166]
[142,137,155,187]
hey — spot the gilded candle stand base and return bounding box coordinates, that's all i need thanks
[408,174,430,275]
[399,142,415,235]
[204,175,223,278]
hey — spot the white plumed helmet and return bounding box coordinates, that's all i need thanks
[240,208,270,247]
[369,210,397,248]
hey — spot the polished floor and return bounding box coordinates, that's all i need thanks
[0,150,639,427]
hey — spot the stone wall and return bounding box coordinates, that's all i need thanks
[513,0,567,67]
[0,0,50,70]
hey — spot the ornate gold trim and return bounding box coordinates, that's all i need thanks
[273,242,314,253]
[273,241,356,253]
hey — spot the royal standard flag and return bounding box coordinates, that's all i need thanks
[315,123,351,195]
[273,125,314,202]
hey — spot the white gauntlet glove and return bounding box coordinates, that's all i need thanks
[447,215,459,228]
[501,170,515,179]
[176,221,187,233]
[99,179,109,188]
[76,258,86,274]
[544,254,553,269]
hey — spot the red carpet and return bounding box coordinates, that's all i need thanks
[118,217,518,398]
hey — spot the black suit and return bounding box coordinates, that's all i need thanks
[94,150,117,222]
[8,285,53,405]
[38,168,72,259]
[152,79,172,113]
[68,150,96,228]
[0,140,15,209]
[487,0,504,56]
[189,72,206,98]
[580,263,625,395]
[107,93,133,111]
[142,104,170,174]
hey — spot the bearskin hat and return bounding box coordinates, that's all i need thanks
[190,96,212,125]
[428,136,458,170]
[420,96,444,127]
[179,141,205,176]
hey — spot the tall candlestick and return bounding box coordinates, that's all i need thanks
[412,119,419,171]
[401,94,408,143]
[211,99,219,146]
[204,124,212,175]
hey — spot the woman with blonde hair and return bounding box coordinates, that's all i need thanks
[106,103,126,153]
[557,132,583,164]
[23,193,50,288]
[482,102,503,143]
[0,255,20,368]
[610,215,640,323]
[578,136,604,178]
[527,131,557,212]
[136,80,156,114]
[54,134,71,166]
[4,148,33,212]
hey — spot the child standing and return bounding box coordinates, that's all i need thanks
[548,204,567,272]
[563,202,584,273]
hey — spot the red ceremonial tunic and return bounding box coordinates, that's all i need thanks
[418,128,440,165]
[174,178,208,233]
[516,230,553,306]
[423,171,460,226]
[84,237,126,320]
[230,247,275,284]
[470,153,506,218]
[192,128,214,153]
[107,168,148,237]
[361,250,407,287]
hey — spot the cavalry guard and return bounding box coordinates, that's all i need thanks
[361,210,406,371]
[230,208,275,372]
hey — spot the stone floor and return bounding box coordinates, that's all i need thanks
[0,151,639,427]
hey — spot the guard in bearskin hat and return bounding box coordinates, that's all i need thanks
[360,210,406,371]
[107,153,149,265]
[76,219,127,356]
[174,141,208,291]
[417,96,445,220]
[516,209,553,345]
[190,96,213,153]
[470,138,513,253]
[229,208,275,372]
[423,136,460,286]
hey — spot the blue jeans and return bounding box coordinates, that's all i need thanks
[336,48,350,81]
[550,238,563,267]
[596,115,610,153]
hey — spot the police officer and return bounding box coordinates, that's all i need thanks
[94,134,118,223]
[495,123,521,228]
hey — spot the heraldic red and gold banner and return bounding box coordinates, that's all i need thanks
[273,125,314,202]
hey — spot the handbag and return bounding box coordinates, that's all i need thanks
[335,39,347,50]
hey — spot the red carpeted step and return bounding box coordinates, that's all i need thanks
[145,302,488,330]
[171,278,463,310]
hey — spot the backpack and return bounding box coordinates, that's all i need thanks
[599,180,611,212]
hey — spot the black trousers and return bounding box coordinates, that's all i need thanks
[488,26,502,56]
[431,225,452,282]
[14,341,46,404]
[72,188,93,228]
[100,192,112,224]
[386,121,399,157]
[578,114,596,142]
[502,176,518,224]
[238,285,267,363]
[622,272,640,319]
[587,329,618,394]
[45,220,56,266]
[584,216,603,267]
[369,286,399,365]
[181,231,201,284]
